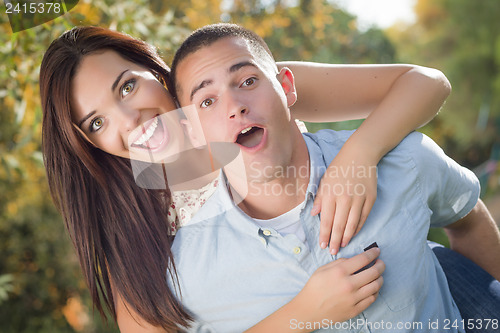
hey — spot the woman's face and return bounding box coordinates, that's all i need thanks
[71,50,184,162]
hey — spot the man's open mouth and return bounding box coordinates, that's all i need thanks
[235,126,264,148]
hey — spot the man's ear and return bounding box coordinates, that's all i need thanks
[277,67,297,107]
[180,105,207,148]
[180,118,205,148]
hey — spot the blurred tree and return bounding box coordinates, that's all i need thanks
[0,0,181,331]
[387,0,500,167]
[0,0,395,331]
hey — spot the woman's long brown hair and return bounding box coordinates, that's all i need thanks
[39,26,191,330]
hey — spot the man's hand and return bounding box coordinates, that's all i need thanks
[312,150,377,255]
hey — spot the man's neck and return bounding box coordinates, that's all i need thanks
[226,129,310,220]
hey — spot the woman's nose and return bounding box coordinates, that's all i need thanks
[116,105,141,132]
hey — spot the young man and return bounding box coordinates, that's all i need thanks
[169,24,500,332]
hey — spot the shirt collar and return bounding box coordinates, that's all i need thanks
[303,133,328,200]
[188,134,327,225]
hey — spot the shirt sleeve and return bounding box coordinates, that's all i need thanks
[410,133,481,228]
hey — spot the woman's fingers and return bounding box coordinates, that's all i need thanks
[316,188,376,254]
[318,200,335,249]
[340,198,365,248]
[354,276,384,311]
[347,248,383,279]
[355,272,384,303]
[355,195,376,237]
[329,196,352,255]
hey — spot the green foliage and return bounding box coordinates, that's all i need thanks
[0,0,180,331]
[0,274,14,305]
[0,0,460,331]
[388,0,500,169]
[223,0,396,64]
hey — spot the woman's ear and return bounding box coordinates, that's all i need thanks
[277,67,297,107]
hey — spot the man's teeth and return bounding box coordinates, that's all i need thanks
[240,126,253,135]
[134,117,158,146]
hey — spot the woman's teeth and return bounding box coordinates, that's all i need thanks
[134,117,158,146]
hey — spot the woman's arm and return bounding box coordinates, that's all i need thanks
[278,62,451,254]
[281,62,450,126]
[113,249,383,333]
[281,62,450,162]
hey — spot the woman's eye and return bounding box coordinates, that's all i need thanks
[200,98,215,108]
[241,77,256,87]
[121,79,136,97]
[90,117,104,132]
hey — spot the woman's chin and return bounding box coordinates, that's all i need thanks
[128,142,182,164]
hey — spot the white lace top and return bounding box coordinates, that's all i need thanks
[168,178,219,234]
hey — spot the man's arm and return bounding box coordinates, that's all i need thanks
[444,199,500,281]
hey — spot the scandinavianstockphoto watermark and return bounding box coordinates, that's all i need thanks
[3,0,79,33]
[290,318,425,331]
[290,317,499,331]
[248,161,377,197]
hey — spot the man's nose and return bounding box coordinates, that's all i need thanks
[226,92,248,120]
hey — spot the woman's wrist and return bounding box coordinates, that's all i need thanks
[244,294,311,333]
[337,132,385,166]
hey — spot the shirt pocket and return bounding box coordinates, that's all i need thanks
[375,208,429,312]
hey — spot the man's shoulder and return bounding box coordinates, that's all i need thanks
[303,129,438,161]
[304,128,429,149]
[302,128,355,146]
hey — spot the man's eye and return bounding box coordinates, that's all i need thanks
[121,79,136,97]
[241,77,257,87]
[200,98,215,108]
[90,117,104,132]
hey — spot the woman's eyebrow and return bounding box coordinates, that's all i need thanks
[78,110,96,129]
[111,69,129,92]
[76,70,129,129]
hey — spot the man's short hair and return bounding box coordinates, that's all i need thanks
[171,23,277,97]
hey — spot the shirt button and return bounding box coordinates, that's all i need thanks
[263,229,272,236]
[293,246,301,254]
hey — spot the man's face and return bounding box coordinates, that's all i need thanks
[175,37,298,181]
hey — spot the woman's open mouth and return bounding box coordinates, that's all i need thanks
[235,126,266,151]
[130,116,169,151]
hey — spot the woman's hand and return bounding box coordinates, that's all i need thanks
[244,248,385,333]
[296,247,385,325]
[312,146,378,255]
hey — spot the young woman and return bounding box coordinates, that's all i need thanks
[40,26,452,332]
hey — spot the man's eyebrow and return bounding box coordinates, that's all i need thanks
[189,79,213,102]
[229,61,257,73]
[111,70,128,92]
[78,110,96,129]
[189,62,258,102]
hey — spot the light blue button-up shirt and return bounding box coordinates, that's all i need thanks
[170,130,480,333]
